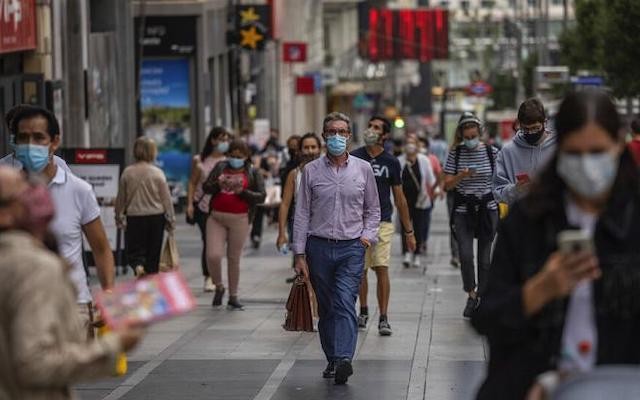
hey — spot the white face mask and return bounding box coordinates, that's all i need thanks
[556,151,619,199]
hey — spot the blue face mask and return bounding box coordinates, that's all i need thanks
[326,135,348,156]
[463,138,480,149]
[15,144,50,172]
[228,157,245,169]
[216,142,229,153]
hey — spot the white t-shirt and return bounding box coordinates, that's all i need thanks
[560,199,598,372]
[48,165,101,304]
[0,153,71,171]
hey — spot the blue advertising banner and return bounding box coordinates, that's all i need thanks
[140,58,192,197]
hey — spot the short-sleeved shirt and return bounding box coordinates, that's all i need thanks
[443,144,498,213]
[351,147,402,222]
[48,166,101,304]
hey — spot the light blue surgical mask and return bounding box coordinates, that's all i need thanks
[15,144,50,172]
[326,135,348,156]
[228,157,245,169]
[557,151,619,199]
[216,142,229,153]
[464,138,480,149]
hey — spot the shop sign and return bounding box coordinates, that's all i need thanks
[0,0,37,54]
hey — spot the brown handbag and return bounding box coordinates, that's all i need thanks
[283,276,314,332]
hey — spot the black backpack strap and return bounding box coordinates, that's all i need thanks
[485,144,495,174]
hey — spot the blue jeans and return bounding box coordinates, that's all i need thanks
[306,236,366,362]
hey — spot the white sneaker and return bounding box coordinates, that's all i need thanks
[204,277,215,292]
[412,255,421,269]
[403,253,412,268]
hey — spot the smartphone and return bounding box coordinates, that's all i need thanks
[557,230,594,254]
[468,165,477,173]
[516,173,530,184]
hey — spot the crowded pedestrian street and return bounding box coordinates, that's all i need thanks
[76,202,486,400]
[4,1,640,399]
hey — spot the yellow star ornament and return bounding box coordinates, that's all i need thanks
[240,7,260,24]
[240,26,264,49]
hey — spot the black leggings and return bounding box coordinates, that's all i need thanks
[125,214,166,274]
[194,206,209,277]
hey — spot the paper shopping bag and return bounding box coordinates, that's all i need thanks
[159,234,180,272]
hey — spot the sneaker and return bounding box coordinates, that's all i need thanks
[227,297,245,311]
[358,313,368,329]
[204,277,215,293]
[378,319,392,336]
[403,253,412,268]
[463,296,479,319]
[334,359,353,385]
[212,287,225,307]
[322,361,336,378]
[412,255,421,269]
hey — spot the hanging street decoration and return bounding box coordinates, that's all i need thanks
[236,5,271,51]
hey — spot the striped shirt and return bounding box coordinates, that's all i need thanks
[444,143,498,213]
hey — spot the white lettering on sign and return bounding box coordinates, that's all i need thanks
[372,164,390,179]
[0,0,23,31]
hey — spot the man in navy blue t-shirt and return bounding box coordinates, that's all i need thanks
[351,116,416,336]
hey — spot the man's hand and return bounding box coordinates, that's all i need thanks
[360,237,371,248]
[405,232,417,252]
[276,234,288,250]
[186,204,195,220]
[294,255,309,280]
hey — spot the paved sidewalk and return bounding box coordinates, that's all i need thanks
[76,202,487,400]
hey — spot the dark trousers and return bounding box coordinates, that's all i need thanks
[402,206,432,255]
[453,210,498,295]
[446,192,460,260]
[125,214,166,274]
[306,236,365,362]
[250,207,264,239]
[194,207,209,277]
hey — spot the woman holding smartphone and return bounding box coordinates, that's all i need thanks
[443,112,499,318]
[472,90,640,399]
[202,139,266,310]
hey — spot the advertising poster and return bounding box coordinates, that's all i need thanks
[140,58,192,197]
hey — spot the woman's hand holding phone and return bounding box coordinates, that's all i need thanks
[523,239,600,316]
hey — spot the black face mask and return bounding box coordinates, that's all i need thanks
[523,129,544,145]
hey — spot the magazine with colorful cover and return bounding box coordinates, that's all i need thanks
[95,271,196,329]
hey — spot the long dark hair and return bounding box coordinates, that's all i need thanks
[201,126,229,160]
[525,90,637,216]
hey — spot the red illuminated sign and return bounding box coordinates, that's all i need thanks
[75,149,108,164]
[296,76,315,95]
[0,0,37,54]
[361,8,449,62]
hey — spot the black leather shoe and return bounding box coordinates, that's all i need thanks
[334,359,353,385]
[322,361,336,378]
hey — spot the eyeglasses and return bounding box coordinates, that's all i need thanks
[324,129,350,137]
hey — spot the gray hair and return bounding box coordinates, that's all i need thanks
[322,112,351,133]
